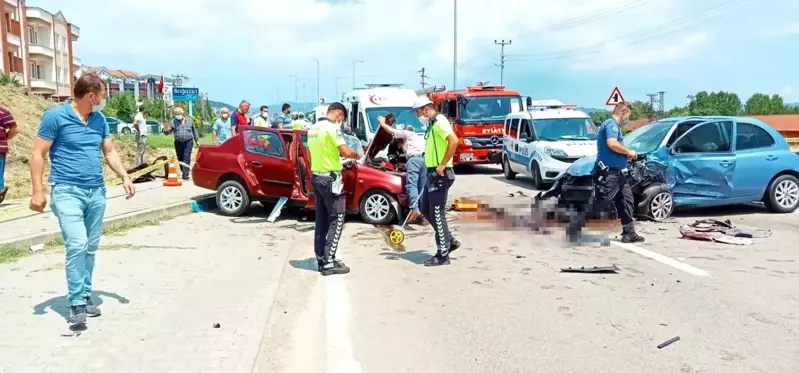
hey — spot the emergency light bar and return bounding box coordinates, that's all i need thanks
[364,83,404,88]
[527,99,577,111]
[467,85,505,91]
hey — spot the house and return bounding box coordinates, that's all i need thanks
[1,1,80,101]
[79,66,177,103]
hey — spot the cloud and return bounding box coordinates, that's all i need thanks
[569,31,709,71]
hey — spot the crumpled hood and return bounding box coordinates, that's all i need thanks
[565,155,597,176]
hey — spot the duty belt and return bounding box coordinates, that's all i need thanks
[407,153,424,158]
[313,171,340,177]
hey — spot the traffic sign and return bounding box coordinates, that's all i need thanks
[605,87,625,106]
[173,87,200,102]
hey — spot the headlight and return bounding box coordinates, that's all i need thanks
[544,147,567,157]
[459,138,472,146]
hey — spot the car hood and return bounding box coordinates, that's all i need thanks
[564,155,597,176]
[363,124,424,163]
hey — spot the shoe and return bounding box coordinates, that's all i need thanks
[0,187,7,203]
[621,232,645,243]
[423,254,450,267]
[320,261,351,276]
[85,296,101,317]
[408,210,422,223]
[68,305,87,325]
[449,238,461,254]
[333,258,346,267]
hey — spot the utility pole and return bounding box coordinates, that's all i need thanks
[288,75,298,103]
[453,0,458,90]
[171,74,188,87]
[494,39,511,85]
[311,59,320,105]
[657,91,665,114]
[418,67,430,89]
[646,91,666,119]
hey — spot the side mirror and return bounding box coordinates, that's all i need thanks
[669,147,678,155]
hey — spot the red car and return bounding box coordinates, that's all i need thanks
[191,125,407,224]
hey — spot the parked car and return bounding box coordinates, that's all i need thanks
[538,116,799,220]
[191,125,408,224]
[106,117,129,134]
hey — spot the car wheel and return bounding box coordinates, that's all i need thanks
[359,189,397,225]
[503,156,517,180]
[216,180,250,216]
[121,127,132,135]
[530,161,546,190]
[764,174,799,213]
[637,184,673,221]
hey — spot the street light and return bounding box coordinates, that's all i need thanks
[352,60,363,90]
[311,59,320,105]
[288,75,298,103]
[453,0,458,89]
[335,76,348,101]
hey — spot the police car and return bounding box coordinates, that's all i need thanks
[501,100,598,189]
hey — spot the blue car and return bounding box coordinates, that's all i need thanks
[539,116,799,220]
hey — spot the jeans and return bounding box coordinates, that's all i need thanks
[135,134,147,166]
[50,184,107,306]
[405,156,427,212]
[0,153,5,190]
[312,174,346,266]
[174,140,193,179]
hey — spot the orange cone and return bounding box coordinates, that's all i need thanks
[163,160,183,186]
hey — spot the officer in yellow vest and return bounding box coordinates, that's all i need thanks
[414,97,461,266]
[307,103,360,275]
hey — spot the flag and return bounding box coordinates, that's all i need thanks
[157,75,164,94]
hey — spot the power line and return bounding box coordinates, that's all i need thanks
[418,67,430,89]
[494,39,511,85]
[547,0,656,32]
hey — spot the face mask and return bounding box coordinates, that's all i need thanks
[175,115,184,120]
[418,116,429,127]
[92,98,106,113]
[262,112,269,117]
[221,114,229,119]
[622,120,630,126]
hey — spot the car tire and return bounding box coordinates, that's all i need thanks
[503,156,517,180]
[764,174,799,213]
[530,161,546,190]
[216,180,250,217]
[637,184,673,221]
[121,127,132,135]
[359,189,397,225]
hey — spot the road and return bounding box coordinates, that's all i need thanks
[1,165,797,372]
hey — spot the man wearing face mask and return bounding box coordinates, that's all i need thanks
[307,102,360,276]
[565,101,644,244]
[30,73,136,326]
[166,107,199,180]
[212,107,233,144]
[253,105,271,128]
[414,96,461,266]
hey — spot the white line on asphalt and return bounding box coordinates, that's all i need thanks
[611,241,710,277]
[325,276,363,373]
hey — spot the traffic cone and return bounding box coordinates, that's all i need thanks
[163,160,183,186]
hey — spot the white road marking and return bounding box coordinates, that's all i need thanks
[325,275,363,373]
[611,241,710,277]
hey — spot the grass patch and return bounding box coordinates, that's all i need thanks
[0,246,29,264]
[102,218,164,236]
[112,134,213,149]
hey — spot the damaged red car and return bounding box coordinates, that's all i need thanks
[191,125,408,224]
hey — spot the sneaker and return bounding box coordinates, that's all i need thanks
[0,187,7,203]
[68,305,87,325]
[449,238,461,254]
[423,254,450,267]
[621,232,645,243]
[85,296,101,317]
[408,210,422,223]
[320,261,351,276]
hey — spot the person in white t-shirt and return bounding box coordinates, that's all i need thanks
[133,104,148,165]
[378,114,428,224]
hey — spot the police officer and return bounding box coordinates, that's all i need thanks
[414,97,462,266]
[566,102,645,244]
[307,103,360,275]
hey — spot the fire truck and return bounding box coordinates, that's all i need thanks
[417,84,523,165]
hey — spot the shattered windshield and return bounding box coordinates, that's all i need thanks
[533,118,598,141]
[460,96,522,124]
[622,120,676,154]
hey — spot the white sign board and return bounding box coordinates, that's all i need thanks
[605,86,625,107]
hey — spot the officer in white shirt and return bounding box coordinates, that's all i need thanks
[378,113,428,223]
[133,104,148,165]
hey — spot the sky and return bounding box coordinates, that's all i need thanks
[31,0,799,109]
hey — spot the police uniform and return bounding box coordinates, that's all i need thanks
[565,117,641,242]
[307,117,348,272]
[421,113,460,265]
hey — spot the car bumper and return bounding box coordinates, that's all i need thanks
[538,158,576,181]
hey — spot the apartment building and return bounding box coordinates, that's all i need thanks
[79,65,176,103]
[1,0,80,101]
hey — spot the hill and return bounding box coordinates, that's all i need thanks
[788,103,799,109]
[207,99,236,112]
[0,86,174,200]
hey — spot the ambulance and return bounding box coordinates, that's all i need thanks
[340,84,425,150]
[501,99,598,189]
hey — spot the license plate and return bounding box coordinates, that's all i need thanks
[459,153,475,162]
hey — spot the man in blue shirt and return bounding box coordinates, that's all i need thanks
[30,73,136,327]
[565,102,644,244]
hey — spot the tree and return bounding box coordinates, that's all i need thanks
[589,111,611,124]
[629,100,655,121]
[103,92,137,122]
[745,93,772,115]
[688,91,742,116]
[141,97,173,122]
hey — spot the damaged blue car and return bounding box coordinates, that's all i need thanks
[537,116,799,220]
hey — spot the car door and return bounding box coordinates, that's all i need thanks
[516,118,535,173]
[506,118,522,170]
[241,128,296,198]
[669,120,735,204]
[731,120,780,198]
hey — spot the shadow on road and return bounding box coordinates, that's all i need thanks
[380,250,432,265]
[32,290,131,321]
[289,258,319,272]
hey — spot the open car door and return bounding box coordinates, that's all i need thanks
[667,119,736,204]
[241,128,296,198]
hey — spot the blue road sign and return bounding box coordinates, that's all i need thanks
[173,87,200,102]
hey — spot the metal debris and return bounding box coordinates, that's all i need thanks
[212,323,221,328]
[657,336,680,349]
[560,265,619,274]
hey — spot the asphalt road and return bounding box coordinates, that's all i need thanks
[252,164,799,373]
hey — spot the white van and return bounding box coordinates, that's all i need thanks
[309,104,329,123]
[340,84,425,149]
[501,99,599,189]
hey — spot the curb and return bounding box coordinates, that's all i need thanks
[0,194,217,248]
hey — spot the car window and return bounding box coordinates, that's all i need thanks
[508,118,520,138]
[519,119,532,139]
[737,122,776,150]
[673,121,732,154]
[665,120,702,147]
[243,130,285,158]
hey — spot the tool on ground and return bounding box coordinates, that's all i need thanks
[387,190,427,245]
[657,336,680,349]
[267,197,289,223]
[163,160,183,187]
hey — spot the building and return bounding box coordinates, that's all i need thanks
[77,66,177,104]
[1,0,80,101]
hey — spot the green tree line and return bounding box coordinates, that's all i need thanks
[102,92,217,136]
[589,91,799,125]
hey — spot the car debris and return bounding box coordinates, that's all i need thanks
[212,323,221,328]
[657,336,680,349]
[679,219,771,245]
[560,265,619,274]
